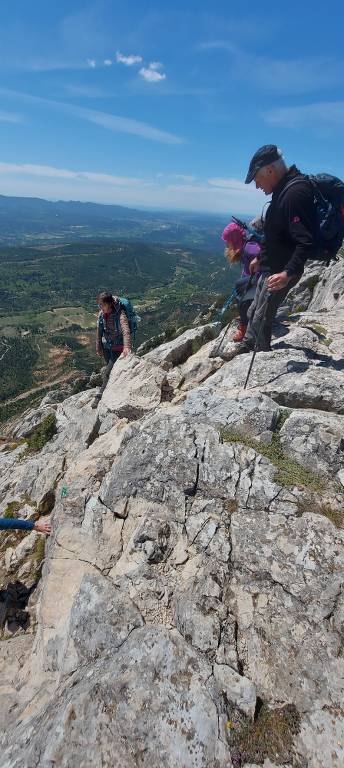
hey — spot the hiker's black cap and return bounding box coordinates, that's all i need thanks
[245,144,282,184]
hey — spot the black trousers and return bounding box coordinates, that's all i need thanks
[244,274,299,351]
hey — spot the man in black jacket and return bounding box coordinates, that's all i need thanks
[224,145,318,360]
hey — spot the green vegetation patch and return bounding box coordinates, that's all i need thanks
[306,274,320,292]
[3,500,23,518]
[25,413,57,453]
[32,536,46,580]
[298,499,344,528]
[0,386,56,427]
[0,336,39,402]
[311,324,327,337]
[220,427,325,492]
[230,703,300,766]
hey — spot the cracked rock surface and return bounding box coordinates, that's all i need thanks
[0,257,344,767]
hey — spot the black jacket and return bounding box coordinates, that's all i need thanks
[260,165,318,277]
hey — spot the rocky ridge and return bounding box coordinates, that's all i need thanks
[0,257,343,767]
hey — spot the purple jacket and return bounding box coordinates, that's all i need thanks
[241,241,261,278]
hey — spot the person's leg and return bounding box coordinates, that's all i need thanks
[220,279,265,360]
[91,350,120,408]
[253,276,299,351]
[222,275,299,360]
[241,275,267,350]
[239,299,251,326]
[233,300,251,342]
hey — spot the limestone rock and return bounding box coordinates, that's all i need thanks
[144,322,221,367]
[213,663,257,719]
[4,531,38,574]
[264,365,344,413]
[308,257,344,312]
[286,261,323,313]
[12,406,56,440]
[99,354,179,420]
[279,408,344,476]
[178,338,224,392]
[1,258,344,767]
[2,628,229,768]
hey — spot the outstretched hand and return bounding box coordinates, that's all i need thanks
[249,257,260,274]
[268,271,290,292]
[34,519,52,535]
[122,347,131,357]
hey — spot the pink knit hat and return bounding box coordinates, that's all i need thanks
[221,221,246,251]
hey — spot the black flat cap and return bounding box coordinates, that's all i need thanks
[245,144,282,184]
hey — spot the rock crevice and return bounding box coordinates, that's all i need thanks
[0,256,344,767]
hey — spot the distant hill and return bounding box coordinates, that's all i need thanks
[0,194,230,248]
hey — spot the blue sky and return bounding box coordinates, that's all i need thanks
[0,0,343,215]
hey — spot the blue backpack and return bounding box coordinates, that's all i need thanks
[118,297,139,341]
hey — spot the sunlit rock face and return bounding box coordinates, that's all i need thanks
[1,256,344,768]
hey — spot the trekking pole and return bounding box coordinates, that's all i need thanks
[243,283,270,390]
[213,322,232,356]
[212,288,238,357]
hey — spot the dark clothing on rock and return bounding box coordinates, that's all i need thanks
[243,274,299,351]
[96,299,131,356]
[259,165,318,278]
[238,299,252,326]
[93,298,132,408]
[0,518,34,531]
[241,165,317,352]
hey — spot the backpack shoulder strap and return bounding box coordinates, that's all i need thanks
[278,174,310,203]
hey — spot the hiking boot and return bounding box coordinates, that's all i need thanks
[91,394,101,409]
[220,343,252,362]
[233,322,247,343]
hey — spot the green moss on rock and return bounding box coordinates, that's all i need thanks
[230,703,301,765]
[298,499,344,529]
[25,413,57,453]
[32,536,46,580]
[220,428,324,493]
[306,274,320,293]
[3,500,22,518]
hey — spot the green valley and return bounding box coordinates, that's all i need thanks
[0,236,237,425]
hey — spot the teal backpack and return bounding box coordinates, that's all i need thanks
[118,297,139,342]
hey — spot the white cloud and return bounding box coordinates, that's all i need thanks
[115,54,166,82]
[149,61,163,71]
[116,51,142,66]
[0,162,144,187]
[264,101,344,128]
[78,105,178,142]
[0,160,264,214]
[139,67,166,83]
[0,88,182,145]
[172,174,197,183]
[208,177,253,192]
[198,43,344,95]
[0,110,23,124]
[104,59,112,67]
[87,58,96,69]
